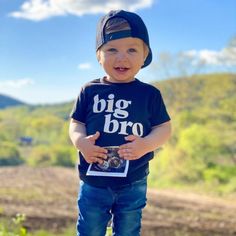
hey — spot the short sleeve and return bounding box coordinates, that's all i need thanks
[70,87,87,123]
[150,90,170,127]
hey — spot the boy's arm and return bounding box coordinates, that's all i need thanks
[69,118,107,164]
[118,121,171,160]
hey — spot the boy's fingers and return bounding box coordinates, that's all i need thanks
[93,157,104,164]
[119,146,132,154]
[123,154,137,160]
[86,156,103,164]
[119,144,129,149]
[96,152,107,159]
[124,135,137,142]
[88,131,100,142]
[95,146,108,154]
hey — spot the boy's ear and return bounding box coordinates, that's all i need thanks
[143,45,149,62]
[96,51,101,63]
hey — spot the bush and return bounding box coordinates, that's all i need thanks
[0,142,24,166]
[27,145,76,167]
[27,145,53,167]
[0,214,27,236]
[203,165,236,184]
[51,146,76,167]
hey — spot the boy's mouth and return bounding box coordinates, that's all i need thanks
[114,67,129,72]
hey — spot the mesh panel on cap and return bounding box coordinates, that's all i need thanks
[104,17,131,35]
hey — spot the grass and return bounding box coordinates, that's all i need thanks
[28,227,75,236]
[0,188,45,201]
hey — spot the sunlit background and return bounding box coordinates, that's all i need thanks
[0,1,236,235]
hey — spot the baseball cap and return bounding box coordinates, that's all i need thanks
[96,10,152,68]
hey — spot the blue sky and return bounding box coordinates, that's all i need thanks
[0,0,236,104]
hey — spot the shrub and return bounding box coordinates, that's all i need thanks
[0,142,24,166]
[0,214,27,236]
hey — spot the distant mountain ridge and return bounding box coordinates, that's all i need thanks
[0,94,26,109]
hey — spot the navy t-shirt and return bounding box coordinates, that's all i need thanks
[70,77,170,187]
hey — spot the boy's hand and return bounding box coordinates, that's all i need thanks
[78,131,107,164]
[118,135,149,160]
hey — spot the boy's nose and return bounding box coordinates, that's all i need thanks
[116,52,127,61]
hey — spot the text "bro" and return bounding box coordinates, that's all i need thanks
[93,94,144,136]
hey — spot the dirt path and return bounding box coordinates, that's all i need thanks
[143,189,236,235]
[0,166,236,236]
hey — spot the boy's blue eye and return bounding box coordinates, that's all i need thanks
[128,48,137,53]
[107,48,117,52]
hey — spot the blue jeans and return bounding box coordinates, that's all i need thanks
[77,177,147,236]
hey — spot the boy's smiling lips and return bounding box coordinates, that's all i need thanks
[114,66,129,72]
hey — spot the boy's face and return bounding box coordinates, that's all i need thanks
[97,37,148,83]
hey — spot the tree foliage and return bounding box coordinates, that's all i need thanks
[150,73,236,194]
[0,142,24,166]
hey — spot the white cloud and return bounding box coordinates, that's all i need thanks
[198,50,220,65]
[78,62,92,70]
[0,78,34,89]
[181,50,197,58]
[9,0,153,21]
[183,46,236,67]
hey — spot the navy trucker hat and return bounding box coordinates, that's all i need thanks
[96,10,152,68]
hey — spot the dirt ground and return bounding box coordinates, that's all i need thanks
[0,166,236,236]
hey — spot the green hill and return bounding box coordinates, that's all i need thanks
[154,73,235,117]
[150,73,236,195]
[0,94,26,109]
